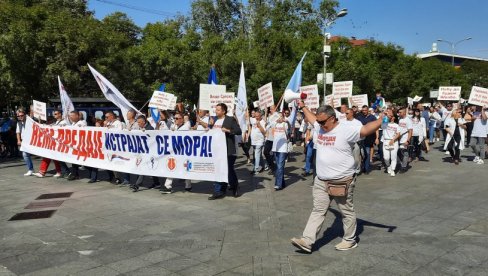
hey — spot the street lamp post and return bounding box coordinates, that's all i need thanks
[302,8,347,105]
[437,37,472,66]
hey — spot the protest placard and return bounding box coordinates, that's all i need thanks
[33,100,47,121]
[148,91,177,110]
[258,83,274,108]
[438,86,461,101]
[332,81,353,98]
[468,86,488,106]
[300,85,320,109]
[199,84,226,110]
[208,92,235,116]
[348,94,369,108]
[325,95,341,107]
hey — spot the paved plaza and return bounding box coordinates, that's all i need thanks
[1,144,488,275]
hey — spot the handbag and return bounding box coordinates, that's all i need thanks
[326,175,354,197]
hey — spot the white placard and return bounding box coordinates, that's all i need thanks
[253,101,260,108]
[326,73,334,84]
[468,86,488,107]
[33,100,47,121]
[407,97,414,106]
[332,81,353,98]
[325,95,341,107]
[300,85,320,109]
[148,91,177,110]
[199,84,226,111]
[438,86,461,101]
[258,82,274,108]
[430,90,439,98]
[348,94,369,108]
[413,95,423,102]
[208,92,235,116]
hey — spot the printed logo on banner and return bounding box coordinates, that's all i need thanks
[184,160,193,171]
[166,157,177,171]
[135,156,142,167]
[146,156,159,170]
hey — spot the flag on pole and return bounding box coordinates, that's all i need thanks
[236,62,248,132]
[58,76,75,123]
[88,64,140,123]
[207,65,218,85]
[285,53,307,127]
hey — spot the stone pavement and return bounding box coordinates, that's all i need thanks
[1,144,488,275]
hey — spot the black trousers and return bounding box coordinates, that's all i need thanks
[448,134,461,161]
[263,140,275,170]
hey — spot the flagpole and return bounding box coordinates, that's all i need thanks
[138,98,151,114]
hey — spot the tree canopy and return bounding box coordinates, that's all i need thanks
[1,0,487,110]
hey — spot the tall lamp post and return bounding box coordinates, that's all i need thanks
[302,8,348,104]
[437,37,472,67]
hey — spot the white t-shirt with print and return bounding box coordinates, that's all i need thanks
[314,122,362,180]
[212,117,225,129]
[250,118,265,146]
[382,123,400,142]
[398,117,413,144]
[106,120,123,130]
[471,111,488,137]
[272,122,289,153]
[71,120,87,128]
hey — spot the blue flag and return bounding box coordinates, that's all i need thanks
[286,53,307,127]
[207,66,218,85]
[150,83,165,122]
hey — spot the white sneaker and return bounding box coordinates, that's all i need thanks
[473,156,480,163]
[477,159,484,165]
[387,167,392,174]
[445,151,449,155]
[53,173,62,178]
[32,172,44,178]
[390,170,396,177]
[24,170,33,176]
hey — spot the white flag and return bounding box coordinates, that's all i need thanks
[236,62,248,132]
[88,64,140,123]
[58,76,75,123]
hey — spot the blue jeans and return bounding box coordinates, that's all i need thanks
[274,152,287,189]
[214,155,237,195]
[253,145,263,172]
[22,151,33,171]
[304,142,314,173]
[428,120,436,142]
[361,144,371,172]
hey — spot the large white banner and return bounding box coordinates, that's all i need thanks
[33,100,47,121]
[300,85,320,109]
[332,81,353,98]
[258,83,274,108]
[438,86,461,101]
[468,86,488,106]
[148,91,177,110]
[20,117,228,182]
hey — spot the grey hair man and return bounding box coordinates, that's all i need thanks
[291,103,383,253]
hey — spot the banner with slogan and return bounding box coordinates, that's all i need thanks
[258,83,274,108]
[348,94,369,108]
[300,85,320,109]
[20,117,229,182]
[468,86,488,106]
[438,86,461,101]
[33,100,47,121]
[148,91,177,110]
[332,81,353,98]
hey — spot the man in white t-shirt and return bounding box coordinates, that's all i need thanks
[263,105,277,172]
[469,105,488,164]
[291,103,383,253]
[272,114,289,190]
[249,110,266,174]
[397,107,413,173]
[104,111,124,184]
[194,109,210,130]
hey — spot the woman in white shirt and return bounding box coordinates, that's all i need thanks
[382,109,400,176]
[272,113,289,190]
[411,109,426,161]
[444,108,466,165]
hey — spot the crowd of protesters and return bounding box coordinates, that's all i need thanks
[7,95,488,197]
